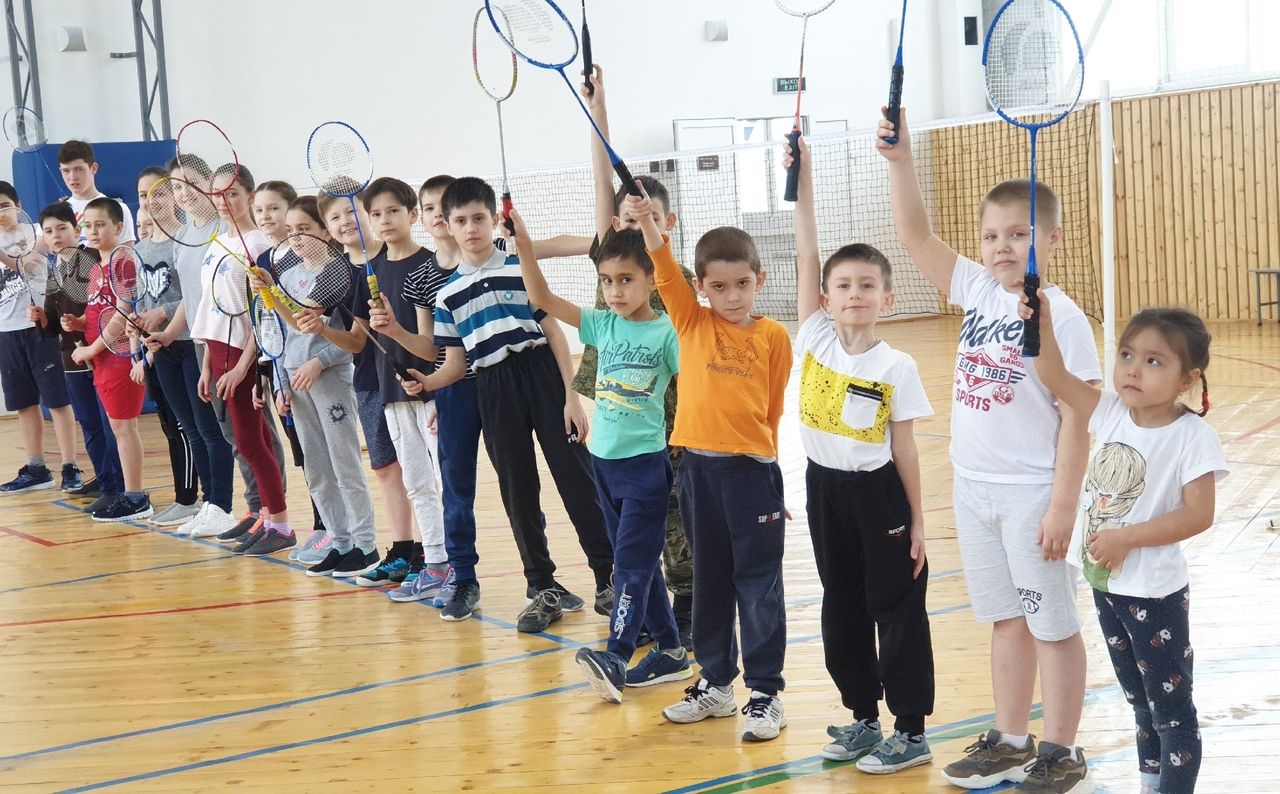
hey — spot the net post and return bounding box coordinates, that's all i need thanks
[1099,79,1116,389]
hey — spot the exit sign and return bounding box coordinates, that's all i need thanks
[774,77,807,94]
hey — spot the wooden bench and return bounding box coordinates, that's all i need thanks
[1252,268,1280,325]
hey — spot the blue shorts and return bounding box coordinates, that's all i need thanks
[357,388,397,470]
[0,327,70,412]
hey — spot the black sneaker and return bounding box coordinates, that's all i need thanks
[517,589,563,633]
[92,494,153,522]
[526,581,585,612]
[306,548,344,577]
[635,628,655,648]
[575,647,626,703]
[675,610,694,653]
[84,492,120,514]
[218,512,260,543]
[232,528,266,555]
[244,530,296,557]
[1,464,54,493]
[60,463,84,492]
[441,579,481,621]
[332,547,380,578]
[66,475,99,498]
[594,584,614,616]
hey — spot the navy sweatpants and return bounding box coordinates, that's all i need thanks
[592,450,679,659]
[437,376,484,585]
[678,451,787,694]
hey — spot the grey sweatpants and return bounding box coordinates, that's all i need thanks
[282,362,376,553]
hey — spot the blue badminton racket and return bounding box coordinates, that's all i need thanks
[884,0,908,144]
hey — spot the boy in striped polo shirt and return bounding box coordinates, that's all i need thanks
[402,177,612,634]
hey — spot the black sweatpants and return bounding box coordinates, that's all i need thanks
[679,451,787,694]
[475,345,612,592]
[806,460,934,735]
[145,363,197,506]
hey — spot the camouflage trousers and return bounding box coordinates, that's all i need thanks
[663,446,692,598]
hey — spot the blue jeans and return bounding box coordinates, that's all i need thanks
[152,340,234,512]
[64,370,123,495]
[436,377,483,584]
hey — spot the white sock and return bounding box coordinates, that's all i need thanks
[1139,771,1160,791]
[1000,733,1030,749]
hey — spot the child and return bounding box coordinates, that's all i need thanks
[0,183,82,496]
[626,190,793,743]
[57,140,137,244]
[64,198,151,521]
[512,208,691,701]
[188,165,292,555]
[879,109,1098,791]
[790,138,935,772]
[399,176,613,634]
[1022,301,1223,794]
[131,166,200,527]
[572,65,696,650]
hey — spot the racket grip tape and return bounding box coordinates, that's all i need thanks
[613,161,642,197]
[366,271,383,310]
[885,63,905,144]
[783,129,802,203]
[582,26,594,96]
[502,193,514,235]
[1021,274,1041,358]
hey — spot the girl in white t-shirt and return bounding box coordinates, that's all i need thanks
[1023,297,1225,794]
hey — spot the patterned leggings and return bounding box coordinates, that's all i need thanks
[1094,586,1199,794]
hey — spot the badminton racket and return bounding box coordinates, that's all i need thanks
[2,106,65,195]
[774,0,836,202]
[982,0,1084,358]
[473,6,519,233]
[103,244,159,348]
[0,207,41,309]
[250,293,293,427]
[209,251,252,420]
[884,0,908,144]
[485,0,640,196]
[307,121,381,309]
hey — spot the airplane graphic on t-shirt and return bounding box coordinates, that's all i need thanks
[596,374,658,410]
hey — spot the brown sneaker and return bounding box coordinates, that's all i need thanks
[1015,742,1093,793]
[941,730,1037,789]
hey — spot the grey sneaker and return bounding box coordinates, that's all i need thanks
[441,579,480,622]
[244,529,296,557]
[821,718,884,761]
[526,581,584,612]
[295,531,332,565]
[942,731,1037,789]
[149,502,200,526]
[517,589,563,633]
[1015,743,1092,793]
[856,731,933,774]
[594,584,614,616]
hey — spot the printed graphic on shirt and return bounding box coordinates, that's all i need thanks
[799,352,894,444]
[954,307,1027,413]
[140,261,172,301]
[1081,441,1148,591]
[708,324,758,377]
[595,340,663,413]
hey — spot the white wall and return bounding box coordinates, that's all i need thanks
[3,0,962,188]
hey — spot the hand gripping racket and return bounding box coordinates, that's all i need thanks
[774,0,836,202]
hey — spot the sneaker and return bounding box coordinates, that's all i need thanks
[150,502,201,527]
[576,648,626,703]
[1,464,54,493]
[231,528,266,555]
[60,463,83,492]
[332,547,380,578]
[188,504,236,538]
[66,475,99,498]
[296,531,332,565]
[173,503,209,536]
[594,584,614,616]
[741,692,786,742]
[674,610,694,653]
[662,679,737,724]
[941,731,1038,789]
[357,551,412,588]
[821,719,884,762]
[517,589,563,633]
[626,646,692,687]
[84,492,120,515]
[217,511,261,543]
[526,581,585,613]
[290,529,325,562]
[433,567,457,607]
[92,494,153,522]
[306,548,344,577]
[856,731,933,774]
[440,579,481,621]
[392,564,448,601]
[1015,743,1092,793]
[244,529,296,557]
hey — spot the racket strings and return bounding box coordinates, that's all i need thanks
[271,235,352,310]
[251,298,287,360]
[2,106,46,152]
[176,120,240,195]
[52,248,98,305]
[147,178,223,248]
[0,208,37,258]
[984,0,1083,119]
[488,0,576,67]
[474,7,519,101]
[97,306,142,357]
[211,254,250,317]
[308,124,373,199]
[107,247,143,306]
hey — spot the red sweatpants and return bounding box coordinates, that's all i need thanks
[206,339,287,514]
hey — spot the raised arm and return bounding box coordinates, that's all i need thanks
[627,192,697,330]
[876,108,959,294]
[531,234,593,259]
[788,136,822,321]
[512,209,580,329]
[583,64,615,242]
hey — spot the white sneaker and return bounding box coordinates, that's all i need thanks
[189,504,236,538]
[174,502,211,537]
[741,692,786,742]
[662,679,738,724]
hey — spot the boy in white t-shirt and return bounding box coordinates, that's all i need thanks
[57,140,137,245]
[880,109,1100,793]
[789,138,935,774]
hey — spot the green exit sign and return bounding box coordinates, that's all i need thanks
[774,77,807,94]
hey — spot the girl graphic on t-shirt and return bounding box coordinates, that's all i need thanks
[1081,441,1147,589]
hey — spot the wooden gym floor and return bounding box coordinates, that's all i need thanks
[0,316,1277,793]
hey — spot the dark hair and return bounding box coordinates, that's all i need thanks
[980,179,1061,228]
[137,165,169,184]
[38,202,76,227]
[1118,307,1213,416]
[361,176,417,212]
[57,139,95,166]
[257,180,297,203]
[596,228,653,275]
[612,175,671,216]
[288,195,324,227]
[419,175,456,199]
[84,196,124,225]
[0,180,19,207]
[214,163,254,193]
[440,176,496,217]
[823,243,893,292]
[693,226,760,279]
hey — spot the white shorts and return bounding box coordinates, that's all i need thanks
[953,474,1082,641]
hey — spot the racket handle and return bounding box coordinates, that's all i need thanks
[582,25,594,96]
[783,129,802,203]
[502,193,514,235]
[885,63,905,144]
[1021,274,1041,358]
[366,271,383,310]
[614,161,642,197]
